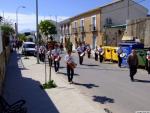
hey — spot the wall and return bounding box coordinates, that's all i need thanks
[70,10,102,49]
[0,28,3,54]
[101,0,148,29]
[0,46,10,94]
[126,17,150,47]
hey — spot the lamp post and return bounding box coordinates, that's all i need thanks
[36,0,40,64]
[16,5,26,38]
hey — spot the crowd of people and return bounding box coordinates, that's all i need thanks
[10,39,23,51]
[35,41,150,83]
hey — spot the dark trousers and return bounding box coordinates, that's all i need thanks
[129,65,137,81]
[118,55,122,67]
[148,61,150,74]
[99,54,103,63]
[78,53,83,65]
[87,53,91,58]
[67,65,74,82]
[54,61,59,72]
[95,53,98,61]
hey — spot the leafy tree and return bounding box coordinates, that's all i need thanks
[65,38,73,52]
[1,22,15,47]
[39,20,57,40]
[39,20,57,85]
[0,16,3,23]
[18,33,27,42]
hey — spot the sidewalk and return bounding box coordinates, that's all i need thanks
[3,52,105,113]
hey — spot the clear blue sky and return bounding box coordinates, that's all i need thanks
[0,0,149,31]
[0,0,149,17]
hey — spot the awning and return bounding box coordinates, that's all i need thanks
[122,35,134,41]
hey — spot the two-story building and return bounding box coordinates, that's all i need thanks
[60,0,148,50]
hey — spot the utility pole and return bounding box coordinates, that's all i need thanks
[127,0,130,20]
[36,0,40,64]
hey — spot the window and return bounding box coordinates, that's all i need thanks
[74,21,77,28]
[91,15,96,26]
[80,19,84,27]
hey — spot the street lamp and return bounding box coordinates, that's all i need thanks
[16,5,26,38]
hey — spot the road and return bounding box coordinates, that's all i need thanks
[56,53,150,113]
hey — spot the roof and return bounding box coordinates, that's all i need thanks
[59,19,71,25]
[70,0,123,20]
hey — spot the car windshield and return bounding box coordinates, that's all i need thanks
[24,44,35,48]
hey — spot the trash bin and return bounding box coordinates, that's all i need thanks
[111,47,119,62]
[103,46,112,61]
[119,42,144,67]
[136,49,148,68]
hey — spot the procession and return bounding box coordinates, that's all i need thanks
[32,39,150,83]
[1,0,150,113]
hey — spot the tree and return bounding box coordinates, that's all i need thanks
[39,20,57,86]
[39,20,57,40]
[1,22,15,48]
[0,16,3,23]
[18,33,27,42]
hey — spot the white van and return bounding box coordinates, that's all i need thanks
[22,42,36,56]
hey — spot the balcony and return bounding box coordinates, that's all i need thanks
[72,28,78,34]
[65,29,70,35]
[90,24,97,32]
[79,26,85,33]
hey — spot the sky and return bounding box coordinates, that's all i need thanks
[0,0,149,32]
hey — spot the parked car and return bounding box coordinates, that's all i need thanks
[22,42,36,56]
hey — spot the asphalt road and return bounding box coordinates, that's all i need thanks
[57,53,150,113]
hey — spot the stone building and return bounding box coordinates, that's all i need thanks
[125,17,150,47]
[60,0,148,49]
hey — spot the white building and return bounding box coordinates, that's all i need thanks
[101,0,148,29]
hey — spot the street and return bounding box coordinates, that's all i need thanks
[56,53,150,113]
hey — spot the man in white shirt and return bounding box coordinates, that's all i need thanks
[51,44,61,72]
[98,45,104,63]
[146,47,150,74]
[77,43,85,65]
[117,46,123,68]
[64,50,76,83]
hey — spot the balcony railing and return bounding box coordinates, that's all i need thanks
[90,24,97,32]
[79,26,85,33]
[72,28,78,34]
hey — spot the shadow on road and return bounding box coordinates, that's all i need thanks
[82,64,99,66]
[4,52,59,113]
[134,79,150,83]
[73,82,99,89]
[57,71,80,76]
[93,96,115,104]
[76,66,127,72]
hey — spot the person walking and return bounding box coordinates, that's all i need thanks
[51,44,61,72]
[77,43,85,65]
[94,46,99,61]
[146,47,150,74]
[86,44,91,58]
[127,49,138,82]
[117,46,123,68]
[98,45,104,63]
[65,50,77,84]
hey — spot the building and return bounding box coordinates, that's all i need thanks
[59,19,71,44]
[125,17,150,47]
[60,0,148,50]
